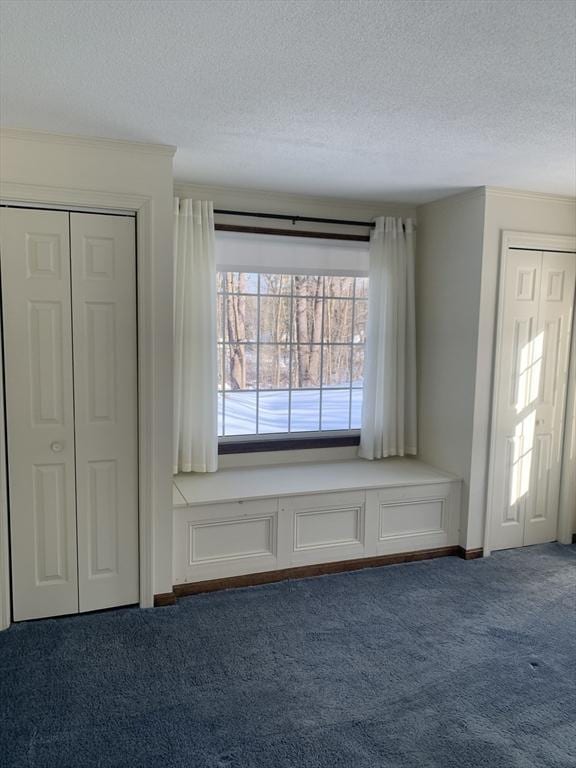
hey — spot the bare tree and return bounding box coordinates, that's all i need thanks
[293,275,323,387]
[225,272,246,389]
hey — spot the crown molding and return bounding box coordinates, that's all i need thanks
[0,127,176,157]
[173,180,417,217]
[485,186,576,205]
[416,187,486,212]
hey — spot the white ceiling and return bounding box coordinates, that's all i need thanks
[1,0,575,203]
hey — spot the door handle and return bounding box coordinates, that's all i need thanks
[50,441,64,453]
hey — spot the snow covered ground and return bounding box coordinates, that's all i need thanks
[219,388,362,436]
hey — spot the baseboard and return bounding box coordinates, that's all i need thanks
[153,591,177,607]
[172,546,462,598]
[458,547,484,560]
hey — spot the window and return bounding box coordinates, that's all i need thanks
[217,271,368,439]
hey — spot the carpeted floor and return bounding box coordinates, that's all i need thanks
[1,544,575,768]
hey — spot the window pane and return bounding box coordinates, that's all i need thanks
[292,297,322,345]
[353,300,368,344]
[323,298,353,343]
[323,345,352,386]
[217,343,223,390]
[259,297,291,342]
[293,275,323,297]
[291,344,322,388]
[218,393,223,436]
[223,294,257,343]
[355,277,369,299]
[352,346,364,387]
[324,275,354,298]
[321,389,351,430]
[223,391,257,436]
[258,391,289,434]
[259,344,290,389]
[260,274,291,295]
[222,272,258,294]
[290,389,320,432]
[217,295,224,342]
[224,343,257,390]
[351,388,363,429]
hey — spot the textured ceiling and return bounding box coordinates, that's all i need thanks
[1,0,575,203]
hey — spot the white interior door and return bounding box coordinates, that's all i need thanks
[489,248,576,551]
[0,208,79,620]
[70,213,139,612]
[524,251,576,545]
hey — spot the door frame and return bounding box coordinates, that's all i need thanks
[484,230,576,556]
[0,182,157,627]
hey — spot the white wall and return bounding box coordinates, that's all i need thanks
[469,189,576,549]
[415,189,486,550]
[417,186,576,552]
[0,129,176,621]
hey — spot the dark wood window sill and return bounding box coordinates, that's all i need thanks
[218,434,360,454]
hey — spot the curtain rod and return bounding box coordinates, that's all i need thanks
[213,208,376,229]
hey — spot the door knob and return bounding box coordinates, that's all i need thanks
[50,441,64,453]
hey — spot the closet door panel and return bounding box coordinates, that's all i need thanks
[70,213,139,611]
[523,251,576,545]
[0,209,78,620]
[489,250,542,551]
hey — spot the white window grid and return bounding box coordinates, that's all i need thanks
[217,272,366,438]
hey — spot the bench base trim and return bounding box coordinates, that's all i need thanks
[155,546,484,605]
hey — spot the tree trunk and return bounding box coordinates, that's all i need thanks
[225,273,246,389]
[294,277,309,387]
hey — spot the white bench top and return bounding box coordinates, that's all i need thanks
[173,458,458,507]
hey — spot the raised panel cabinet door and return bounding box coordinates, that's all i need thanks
[0,208,79,620]
[523,251,576,546]
[70,213,139,612]
[490,250,543,551]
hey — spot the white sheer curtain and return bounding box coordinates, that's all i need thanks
[359,217,417,459]
[173,199,218,474]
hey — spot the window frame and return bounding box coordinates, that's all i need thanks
[215,226,368,453]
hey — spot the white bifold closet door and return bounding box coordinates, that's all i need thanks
[0,208,138,621]
[489,248,576,551]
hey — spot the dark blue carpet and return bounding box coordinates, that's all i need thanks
[1,544,575,768]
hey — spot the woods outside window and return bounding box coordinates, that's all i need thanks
[217,271,367,439]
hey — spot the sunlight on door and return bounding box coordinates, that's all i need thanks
[509,332,543,509]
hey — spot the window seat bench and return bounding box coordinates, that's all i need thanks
[169,458,465,600]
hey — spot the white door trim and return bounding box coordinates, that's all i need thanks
[483,230,576,556]
[0,324,9,631]
[0,181,157,626]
